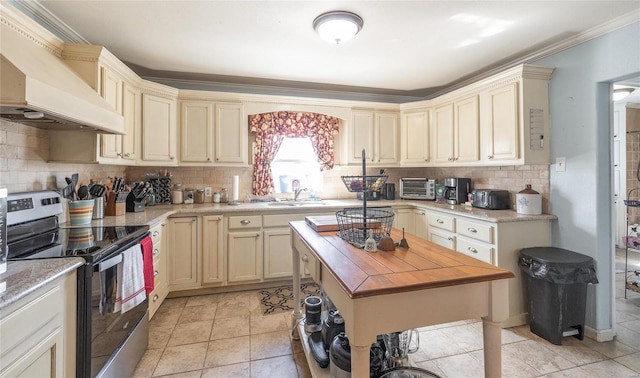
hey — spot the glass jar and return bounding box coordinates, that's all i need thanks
[213,192,221,203]
[183,188,194,204]
[195,189,205,204]
[171,183,183,204]
[220,188,229,203]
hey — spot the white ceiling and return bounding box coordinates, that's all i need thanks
[20,1,640,101]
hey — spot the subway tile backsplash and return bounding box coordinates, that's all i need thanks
[1,120,550,213]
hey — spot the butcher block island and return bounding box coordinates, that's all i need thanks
[290,221,515,378]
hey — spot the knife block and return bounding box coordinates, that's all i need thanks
[105,192,126,216]
[126,192,145,213]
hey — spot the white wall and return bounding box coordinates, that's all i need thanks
[534,21,640,334]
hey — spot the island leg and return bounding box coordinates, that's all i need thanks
[482,279,509,378]
[291,235,302,340]
[350,343,371,378]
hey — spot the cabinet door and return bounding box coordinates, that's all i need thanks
[401,111,429,164]
[429,228,456,249]
[349,110,375,163]
[99,66,123,159]
[121,83,139,161]
[142,93,177,163]
[393,208,414,235]
[181,101,214,163]
[202,215,224,284]
[454,95,480,163]
[227,231,262,282]
[215,102,247,164]
[487,82,519,161]
[375,111,399,164]
[433,104,454,163]
[413,208,428,240]
[167,217,198,290]
[263,227,294,280]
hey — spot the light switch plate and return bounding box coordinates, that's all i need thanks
[556,157,566,172]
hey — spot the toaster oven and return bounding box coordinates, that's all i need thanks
[400,178,435,200]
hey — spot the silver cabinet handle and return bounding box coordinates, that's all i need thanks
[447,237,453,241]
[468,247,478,253]
[240,219,251,225]
[437,219,444,224]
[153,294,159,302]
[488,155,494,159]
[117,152,123,157]
[301,255,309,263]
[153,230,159,237]
[154,270,159,277]
[170,156,175,160]
[153,248,159,256]
[467,227,477,233]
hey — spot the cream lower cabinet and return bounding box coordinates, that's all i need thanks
[413,207,428,239]
[167,216,199,291]
[227,215,263,283]
[0,270,76,378]
[148,219,168,319]
[393,208,414,235]
[202,215,224,284]
[427,208,551,327]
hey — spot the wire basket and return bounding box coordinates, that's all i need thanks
[336,207,395,248]
[341,175,388,192]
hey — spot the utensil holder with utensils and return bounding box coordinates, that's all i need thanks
[126,192,145,212]
[68,199,95,225]
[105,192,127,216]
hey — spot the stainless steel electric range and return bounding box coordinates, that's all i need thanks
[6,190,150,378]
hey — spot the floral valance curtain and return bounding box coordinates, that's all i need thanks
[249,111,340,195]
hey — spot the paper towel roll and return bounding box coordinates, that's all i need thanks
[232,175,239,202]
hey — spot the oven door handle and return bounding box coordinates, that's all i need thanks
[99,253,122,272]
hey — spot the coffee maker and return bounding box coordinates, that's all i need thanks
[444,178,471,205]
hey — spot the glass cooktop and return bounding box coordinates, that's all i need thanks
[8,225,149,263]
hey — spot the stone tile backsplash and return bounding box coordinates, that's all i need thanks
[2,120,550,212]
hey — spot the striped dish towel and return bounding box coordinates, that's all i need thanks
[115,244,146,314]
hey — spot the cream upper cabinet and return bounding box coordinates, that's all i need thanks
[178,100,247,166]
[433,96,480,164]
[215,102,247,164]
[348,110,399,165]
[180,101,214,164]
[485,82,519,161]
[481,66,553,165]
[400,110,430,165]
[141,83,178,165]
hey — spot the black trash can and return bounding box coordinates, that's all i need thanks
[519,247,598,345]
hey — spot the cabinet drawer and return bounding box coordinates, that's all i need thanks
[228,215,262,229]
[427,212,455,232]
[149,221,165,245]
[457,218,494,244]
[456,237,493,264]
[263,213,306,228]
[292,234,320,283]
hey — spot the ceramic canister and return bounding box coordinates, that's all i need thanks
[516,184,542,215]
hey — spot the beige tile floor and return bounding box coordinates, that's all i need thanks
[134,273,640,378]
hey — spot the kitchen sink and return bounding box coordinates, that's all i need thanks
[267,201,326,207]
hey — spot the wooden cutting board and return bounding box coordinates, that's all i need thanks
[305,215,340,232]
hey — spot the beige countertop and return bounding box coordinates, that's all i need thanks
[0,258,84,311]
[76,198,557,228]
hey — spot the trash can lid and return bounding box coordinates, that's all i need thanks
[519,247,598,284]
[520,247,594,265]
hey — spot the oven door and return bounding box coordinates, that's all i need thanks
[78,249,149,378]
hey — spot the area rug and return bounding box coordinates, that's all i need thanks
[258,283,321,315]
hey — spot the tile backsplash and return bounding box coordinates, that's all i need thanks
[1,120,550,212]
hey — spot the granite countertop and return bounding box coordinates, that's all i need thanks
[0,258,84,311]
[77,198,557,228]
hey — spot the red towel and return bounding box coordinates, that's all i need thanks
[140,236,154,295]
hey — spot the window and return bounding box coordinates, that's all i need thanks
[270,137,323,194]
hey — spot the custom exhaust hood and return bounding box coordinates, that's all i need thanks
[0,21,124,134]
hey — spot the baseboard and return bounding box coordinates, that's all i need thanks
[584,325,615,342]
[501,313,528,328]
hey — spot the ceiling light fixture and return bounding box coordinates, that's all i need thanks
[313,11,363,45]
[613,88,635,101]
[23,110,44,119]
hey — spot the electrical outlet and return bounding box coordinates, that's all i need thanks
[556,157,566,172]
[204,187,212,197]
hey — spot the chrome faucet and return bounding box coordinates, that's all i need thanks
[294,187,308,201]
